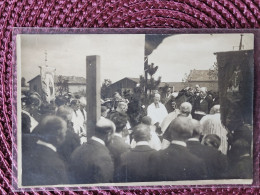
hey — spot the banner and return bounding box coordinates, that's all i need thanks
[40,66,56,103]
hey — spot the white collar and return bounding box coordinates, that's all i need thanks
[136,141,150,146]
[114,133,122,138]
[91,136,105,146]
[37,140,57,152]
[188,138,200,142]
[171,140,187,147]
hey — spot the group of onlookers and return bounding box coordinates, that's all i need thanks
[21,85,253,186]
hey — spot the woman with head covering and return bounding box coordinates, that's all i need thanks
[200,105,228,154]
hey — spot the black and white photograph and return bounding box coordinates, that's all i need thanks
[16,33,254,187]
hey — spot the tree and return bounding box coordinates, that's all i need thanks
[145,63,161,94]
[101,79,112,99]
[208,62,218,80]
[182,73,190,88]
[56,75,69,96]
[21,77,26,87]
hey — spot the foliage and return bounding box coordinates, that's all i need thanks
[56,75,69,96]
[101,79,112,99]
[21,77,26,87]
[159,83,170,102]
[208,62,218,80]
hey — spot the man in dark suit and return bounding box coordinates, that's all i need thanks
[227,139,253,179]
[192,87,212,120]
[22,116,68,186]
[107,112,131,182]
[118,124,157,182]
[150,116,207,181]
[187,119,228,179]
[70,117,116,184]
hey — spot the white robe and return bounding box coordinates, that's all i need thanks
[147,102,168,126]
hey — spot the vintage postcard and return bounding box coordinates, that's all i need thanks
[15,32,254,189]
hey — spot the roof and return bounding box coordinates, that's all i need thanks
[214,49,253,55]
[187,69,217,82]
[126,77,140,83]
[28,74,86,84]
[27,75,41,83]
[159,82,183,88]
[54,75,86,84]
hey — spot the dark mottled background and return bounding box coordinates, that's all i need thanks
[0,0,260,194]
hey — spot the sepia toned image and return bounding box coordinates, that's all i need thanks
[16,33,254,188]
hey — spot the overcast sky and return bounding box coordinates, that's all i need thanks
[20,33,254,84]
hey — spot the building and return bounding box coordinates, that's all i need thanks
[107,77,187,97]
[107,77,139,97]
[27,75,86,97]
[186,69,218,92]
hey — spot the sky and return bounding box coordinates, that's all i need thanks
[20,33,254,84]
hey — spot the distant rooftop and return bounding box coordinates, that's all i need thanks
[187,69,217,82]
[28,75,86,84]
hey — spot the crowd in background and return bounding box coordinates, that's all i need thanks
[21,84,253,186]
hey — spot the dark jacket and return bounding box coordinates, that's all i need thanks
[150,144,207,181]
[57,128,81,165]
[187,140,228,179]
[70,139,114,184]
[227,155,253,179]
[193,97,211,114]
[107,135,130,182]
[108,135,130,167]
[22,142,68,186]
[118,145,157,182]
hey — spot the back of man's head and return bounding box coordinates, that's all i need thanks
[110,113,128,133]
[36,115,67,147]
[141,116,152,126]
[56,105,73,122]
[167,117,193,141]
[203,134,221,149]
[95,117,116,144]
[180,102,192,116]
[133,124,151,142]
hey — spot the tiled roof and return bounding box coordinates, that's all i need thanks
[187,69,217,82]
[54,75,86,84]
[28,74,86,84]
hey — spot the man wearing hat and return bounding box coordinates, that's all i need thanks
[70,117,115,184]
[150,117,207,181]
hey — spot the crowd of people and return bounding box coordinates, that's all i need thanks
[21,85,253,186]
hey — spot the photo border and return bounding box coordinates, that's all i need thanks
[12,28,260,192]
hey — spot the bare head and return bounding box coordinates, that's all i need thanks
[116,101,128,113]
[167,117,193,141]
[36,115,67,147]
[79,97,87,109]
[133,124,151,142]
[210,105,220,114]
[180,102,192,116]
[200,87,207,98]
[70,99,80,111]
[56,105,73,122]
[154,93,161,104]
[95,117,116,145]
